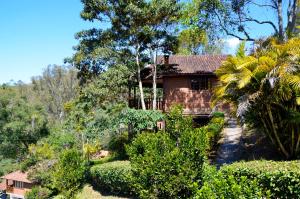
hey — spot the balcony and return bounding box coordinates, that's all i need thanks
[129,97,164,111]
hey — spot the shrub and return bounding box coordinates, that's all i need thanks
[52,149,86,198]
[118,108,164,134]
[205,113,225,149]
[90,154,117,165]
[126,129,208,199]
[211,111,225,118]
[25,186,51,199]
[165,104,193,140]
[90,161,131,196]
[196,165,268,199]
[27,159,56,187]
[108,132,129,160]
[221,160,300,198]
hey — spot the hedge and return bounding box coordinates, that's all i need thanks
[90,161,132,196]
[196,165,267,199]
[221,160,300,198]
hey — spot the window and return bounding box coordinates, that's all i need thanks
[191,77,210,90]
[13,181,24,189]
[191,79,200,90]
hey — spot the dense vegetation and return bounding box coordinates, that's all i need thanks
[0,0,300,198]
[213,39,300,159]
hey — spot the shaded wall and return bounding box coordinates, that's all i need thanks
[163,75,218,115]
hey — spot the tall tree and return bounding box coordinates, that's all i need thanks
[187,0,299,42]
[76,0,180,110]
[31,65,78,121]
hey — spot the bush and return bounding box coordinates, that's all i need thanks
[196,165,267,199]
[205,113,225,149]
[221,160,300,198]
[108,132,129,160]
[211,111,225,118]
[25,186,51,199]
[90,161,132,196]
[52,149,86,198]
[126,129,208,199]
[165,104,193,140]
[90,154,117,165]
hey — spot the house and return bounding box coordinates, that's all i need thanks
[0,171,34,199]
[129,55,228,118]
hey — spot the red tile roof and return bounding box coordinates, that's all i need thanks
[157,55,227,74]
[1,171,32,183]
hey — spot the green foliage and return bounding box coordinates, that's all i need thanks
[28,159,56,189]
[213,38,300,159]
[90,161,132,196]
[205,113,225,149]
[0,158,19,176]
[211,111,225,118]
[64,66,132,150]
[31,65,79,121]
[73,0,180,83]
[52,149,86,198]
[46,129,77,151]
[108,132,129,160]
[119,108,164,133]
[0,86,49,159]
[127,128,208,198]
[177,27,207,55]
[165,104,193,140]
[25,186,51,199]
[221,160,300,198]
[196,165,268,199]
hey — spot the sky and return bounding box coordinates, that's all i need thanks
[0,1,286,84]
[0,0,94,84]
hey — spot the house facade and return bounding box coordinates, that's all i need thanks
[129,55,227,117]
[0,171,33,199]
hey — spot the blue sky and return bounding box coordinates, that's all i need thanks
[0,1,286,84]
[0,0,94,84]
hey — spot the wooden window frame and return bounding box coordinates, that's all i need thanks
[13,181,24,189]
[190,77,210,90]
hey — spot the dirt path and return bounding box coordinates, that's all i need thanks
[215,118,243,167]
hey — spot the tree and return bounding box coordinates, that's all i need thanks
[64,65,132,152]
[188,0,299,42]
[0,87,49,159]
[31,65,78,121]
[76,0,180,110]
[213,38,300,159]
[52,149,86,198]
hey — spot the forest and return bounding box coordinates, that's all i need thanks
[1,0,300,199]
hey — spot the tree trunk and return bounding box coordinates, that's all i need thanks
[295,127,300,153]
[277,0,285,41]
[291,127,295,156]
[152,49,157,110]
[266,105,289,158]
[286,0,298,36]
[259,114,276,146]
[136,46,146,110]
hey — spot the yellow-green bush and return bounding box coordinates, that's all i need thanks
[221,160,300,198]
[205,112,225,149]
[196,165,268,199]
[126,129,208,198]
[90,161,132,196]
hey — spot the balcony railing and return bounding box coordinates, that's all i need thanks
[129,97,164,111]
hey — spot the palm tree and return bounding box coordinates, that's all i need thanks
[213,38,300,159]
